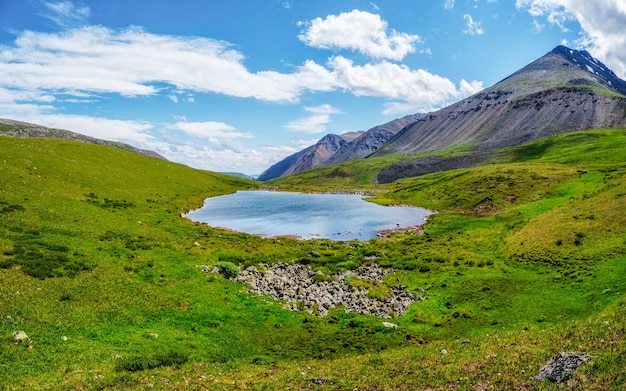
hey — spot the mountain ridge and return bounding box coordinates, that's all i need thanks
[374,46,626,182]
[0,118,166,160]
[258,114,422,181]
[260,45,626,182]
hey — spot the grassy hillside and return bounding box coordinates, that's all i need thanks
[1,130,625,390]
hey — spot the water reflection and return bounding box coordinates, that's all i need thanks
[186,190,431,240]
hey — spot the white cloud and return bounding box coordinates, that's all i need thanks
[167,121,249,139]
[0,24,479,117]
[463,14,485,35]
[515,0,626,78]
[298,10,422,60]
[149,141,293,174]
[5,110,155,144]
[444,0,455,10]
[0,26,337,103]
[39,0,90,28]
[284,105,341,134]
[326,56,483,113]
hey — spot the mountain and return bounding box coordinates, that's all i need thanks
[0,118,165,160]
[324,113,424,165]
[262,46,626,182]
[257,132,361,181]
[377,46,626,157]
[258,114,420,181]
[372,46,626,182]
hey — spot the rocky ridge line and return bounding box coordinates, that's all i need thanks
[234,262,423,318]
[0,118,165,160]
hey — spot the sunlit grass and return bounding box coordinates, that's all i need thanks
[1,129,626,389]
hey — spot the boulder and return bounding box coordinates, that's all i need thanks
[533,351,593,383]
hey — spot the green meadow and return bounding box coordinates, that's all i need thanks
[1,129,625,390]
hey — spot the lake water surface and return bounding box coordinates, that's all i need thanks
[186,191,431,240]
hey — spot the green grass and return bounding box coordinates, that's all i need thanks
[1,129,626,390]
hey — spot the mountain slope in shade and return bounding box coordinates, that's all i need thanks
[374,46,626,182]
[257,132,361,181]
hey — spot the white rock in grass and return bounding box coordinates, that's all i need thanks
[12,330,29,344]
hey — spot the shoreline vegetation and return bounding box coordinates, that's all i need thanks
[1,129,626,389]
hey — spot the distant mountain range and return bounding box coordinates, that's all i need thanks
[257,115,420,181]
[260,45,626,182]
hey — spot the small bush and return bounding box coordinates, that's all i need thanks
[336,260,359,271]
[312,273,335,283]
[251,355,275,365]
[116,351,188,372]
[214,261,240,279]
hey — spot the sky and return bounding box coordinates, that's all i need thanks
[1,1,625,175]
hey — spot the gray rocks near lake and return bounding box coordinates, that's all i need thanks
[233,263,423,318]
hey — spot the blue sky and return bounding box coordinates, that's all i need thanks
[1,0,625,175]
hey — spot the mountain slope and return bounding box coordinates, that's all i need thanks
[0,118,165,159]
[324,113,424,165]
[375,46,626,182]
[258,114,420,181]
[257,132,360,181]
[378,46,626,156]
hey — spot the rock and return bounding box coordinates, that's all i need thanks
[12,330,29,344]
[533,351,593,383]
[234,262,421,318]
[440,349,448,355]
[382,322,398,329]
[13,330,33,347]
[309,377,328,385]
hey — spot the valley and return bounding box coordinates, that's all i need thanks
[1,45,626,390]
[1,127,625,390]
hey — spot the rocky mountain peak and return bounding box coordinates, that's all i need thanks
[550,45,626,95]
[493,45,626,98]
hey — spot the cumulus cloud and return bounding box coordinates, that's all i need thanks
[444,0,456,10]
[298,10,422,60]
[284,105,341,134]
[463,14,485,35]
[327,56,483,113]
[515,0,626,78]
[0,23,478,117]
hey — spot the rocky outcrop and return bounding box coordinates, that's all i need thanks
[377,151,495,184]
[234,263,422,318]
[533,351,593,383]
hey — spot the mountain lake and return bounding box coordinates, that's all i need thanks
[186,190,432,240]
